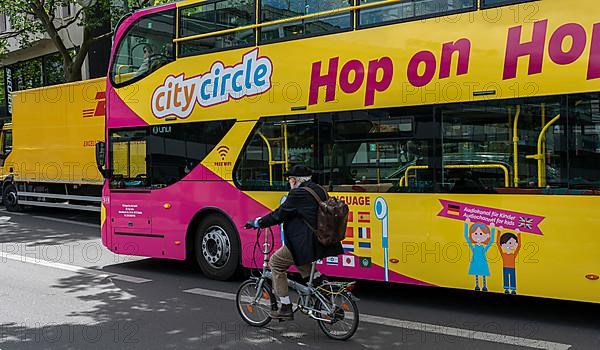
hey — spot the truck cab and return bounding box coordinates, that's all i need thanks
[0,123,12,175]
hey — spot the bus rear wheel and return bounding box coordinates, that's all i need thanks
[3,185,21,212]
[194,215,240,281]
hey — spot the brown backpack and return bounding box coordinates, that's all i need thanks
[302,186,349,246]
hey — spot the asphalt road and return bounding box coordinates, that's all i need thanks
[0,207,597,350]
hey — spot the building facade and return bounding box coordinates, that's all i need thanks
[0,3,111,123]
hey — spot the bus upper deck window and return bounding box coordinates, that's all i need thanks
[110,9,176,87]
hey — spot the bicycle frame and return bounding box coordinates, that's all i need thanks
[250,228,339,322]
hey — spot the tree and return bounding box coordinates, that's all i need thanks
[0,0,171,82]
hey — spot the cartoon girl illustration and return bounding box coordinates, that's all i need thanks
[497,228,521,295]
[464,218,495,291]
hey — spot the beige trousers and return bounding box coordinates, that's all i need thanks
[269,245,312,297]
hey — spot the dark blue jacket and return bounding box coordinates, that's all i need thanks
[259,181,343,266]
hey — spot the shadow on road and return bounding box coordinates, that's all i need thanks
[0,256,598,349]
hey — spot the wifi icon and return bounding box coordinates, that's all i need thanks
[217,146,230,160]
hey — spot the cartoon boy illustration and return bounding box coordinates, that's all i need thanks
[464,218,495,291]
[497,228,521,295]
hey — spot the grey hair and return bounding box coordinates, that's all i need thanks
[293,176,312,184]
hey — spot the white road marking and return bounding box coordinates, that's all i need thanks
[359,314,571,350]
[0,209,25,215]
[0,209,99,228]
[31,216,99,228]
[185,287,236,301]
[183,287,572,350]
[0,252,151,284]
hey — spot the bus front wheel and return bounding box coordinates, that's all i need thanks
[194,215,240,281]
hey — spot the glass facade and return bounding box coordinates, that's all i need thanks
[0,50,74,123]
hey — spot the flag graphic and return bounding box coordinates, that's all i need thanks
[326,256,339,265]
[345,226,354,239]
[359,257,372,268]
[519,217,533,229]
[358,212,370,223]
[348,211,353,223]
[342,255,355,267]
[358,242,371,249]
[342,241,354,253]
[358,227,371,239]
[448,204,461,216]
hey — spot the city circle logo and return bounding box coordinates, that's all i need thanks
[151,49,273,119]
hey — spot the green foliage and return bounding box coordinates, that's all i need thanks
[0,0,176,82]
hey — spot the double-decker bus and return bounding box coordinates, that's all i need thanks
[99,0,600,303]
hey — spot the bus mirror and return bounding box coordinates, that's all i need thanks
[95,142,107,177]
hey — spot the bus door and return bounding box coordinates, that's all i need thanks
[108,128,164,258]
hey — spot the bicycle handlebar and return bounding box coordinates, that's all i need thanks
[244,220,258,230]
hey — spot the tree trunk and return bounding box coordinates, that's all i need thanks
[65,60,83,82]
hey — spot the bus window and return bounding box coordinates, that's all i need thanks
[568,94,600,191]
[358,0,475,27]
[110,10,175,86]
[179,0,255,56]
[440,98,567,193]
[147,120,235,188]
[321,108,435,193]
[110,129,148,189]
[481,0,536,9]
[110,121,235,190]
[236,116,317,190]
[260,0,352,43]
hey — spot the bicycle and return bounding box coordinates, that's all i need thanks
[236,227,360,340]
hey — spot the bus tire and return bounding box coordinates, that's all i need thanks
[3,184,20,212]
[194,215,240,281]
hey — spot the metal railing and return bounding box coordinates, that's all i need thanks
[400,163,511,188]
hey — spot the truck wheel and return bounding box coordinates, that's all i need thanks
[3,185,20,212]
[194,215,240,281]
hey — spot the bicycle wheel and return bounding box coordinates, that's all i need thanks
[315,292,359,340]
[236,279,274,327]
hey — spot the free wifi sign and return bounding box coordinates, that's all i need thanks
[213,146,233,168]
[217,146,230,160]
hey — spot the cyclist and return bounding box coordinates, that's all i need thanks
[246,165,343,320]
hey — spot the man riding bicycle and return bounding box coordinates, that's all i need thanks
[246,165,343,320]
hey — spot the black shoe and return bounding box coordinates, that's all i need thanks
[270,304,293,320]
[311,275,328,287]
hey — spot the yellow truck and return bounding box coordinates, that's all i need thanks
[0,78,105,212]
